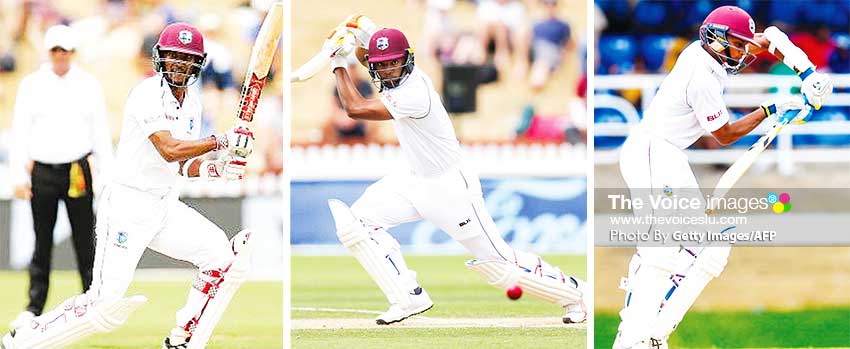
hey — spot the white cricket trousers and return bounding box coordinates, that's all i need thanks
[89,183,234,303]
[351,163,513,261]
[619,128,704,268]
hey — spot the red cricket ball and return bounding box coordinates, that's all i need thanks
[506,285,523,300]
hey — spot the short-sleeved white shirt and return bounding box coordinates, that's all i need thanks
[380,67,462,177]
[110,76,203,194]
[640,41,730,149]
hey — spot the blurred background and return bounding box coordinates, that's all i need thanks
[593,1,850,348]
[0,2,283,344]
[291,0,589,257]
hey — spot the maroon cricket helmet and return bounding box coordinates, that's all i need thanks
[366,28,415,90]
[701,6,759,46]
[156,22,205,57]
[699,6,759,74]
[152,22,207,87]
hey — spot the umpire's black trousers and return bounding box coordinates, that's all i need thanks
[27,156,95,315]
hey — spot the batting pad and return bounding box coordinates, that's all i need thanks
[651,246,730,340]
[328,199,414,307]
[185,229,253,349]
[12,295,146,349]
[466,259,582,307]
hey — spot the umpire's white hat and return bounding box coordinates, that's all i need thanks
[44,25,77,51]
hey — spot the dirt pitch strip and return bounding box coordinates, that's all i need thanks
[293,307,584,330]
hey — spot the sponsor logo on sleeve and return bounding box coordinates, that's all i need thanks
[706,110,723,122]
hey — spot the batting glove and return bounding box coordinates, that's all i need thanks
[337,15,377,48]
[222,126,254,158]
[330,31,356,73]
[799,69,833,110]
[761,95,808,124]
[197,159,224,179]
[323,27,345,50]
[222,155,247,180]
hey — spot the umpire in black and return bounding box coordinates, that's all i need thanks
[8,24,113,329]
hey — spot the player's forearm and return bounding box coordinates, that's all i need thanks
[333,69,380,120]
[169,137,217,162]
[716,109,767,145]
[150,132,217,162]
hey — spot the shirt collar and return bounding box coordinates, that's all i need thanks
[158,74,189,105]
[692,41,729,82]
[40,62,80,79]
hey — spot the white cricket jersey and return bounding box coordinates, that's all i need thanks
[380,67,462,177]
[639,41,730,149]
[110,75,202,194]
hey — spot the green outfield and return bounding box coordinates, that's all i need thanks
[0,270,282,349]
[595,309,850,349]
[292,254,587,349]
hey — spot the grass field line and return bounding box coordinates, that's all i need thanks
[293,306,389,316]
[293,307,585,329]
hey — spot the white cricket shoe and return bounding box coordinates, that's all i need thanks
[375,287,433,325]
[2,329,21,349]
[563,300,587,323]
[161,327,190,349]
[8,311,34,331]
[613,331,669,349]
[563,276,587,323]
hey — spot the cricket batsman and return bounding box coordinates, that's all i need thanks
[614,6,832,348]
[320,16,587,325]
[2,23,255,349]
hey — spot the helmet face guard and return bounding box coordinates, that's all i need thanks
[367,49,415,91]
[152,46,206,87]
[699,23,757,75]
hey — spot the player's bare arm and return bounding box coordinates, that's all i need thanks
[148,131,217,163]
[712,94,806,145]
[333,67,393,121]
[710,109,766,145]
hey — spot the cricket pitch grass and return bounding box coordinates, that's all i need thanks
[0,270,282,349]
[292,255,587,349]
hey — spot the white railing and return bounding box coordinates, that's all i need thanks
[290,142,587,180]
[594,73,850,174]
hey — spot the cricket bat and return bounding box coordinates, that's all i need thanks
[290,46,334,83]
[236,2,283,126]
[291,15,376,83]
[706,105,811,214]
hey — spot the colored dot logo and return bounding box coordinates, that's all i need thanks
[767,192,791,214]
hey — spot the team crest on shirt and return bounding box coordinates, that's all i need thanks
[376,37,389,50]
[114,231,129,249]
[178,30,193,44]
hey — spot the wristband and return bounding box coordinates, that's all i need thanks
[797,67,814,81]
